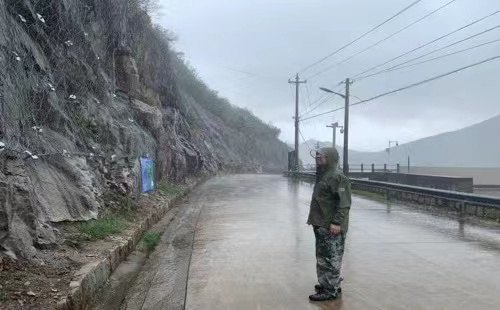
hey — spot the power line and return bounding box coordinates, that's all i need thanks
[302,84,311,111]
[301,55,500,122]
[304,83,313,109]
[358,34,500,81]
[358,25,500,80]
[301,92,329,116]
[300,106,346,122]
[386,38,500,72]
[351,8,500,79]
[299,84,307,111]
[300,93,332,117]
[224,67,258,77]
[296,0,423,75]
[300,85,346,118]
[299,128,313,153]
[353,55,500,105]
[306,0,459,80]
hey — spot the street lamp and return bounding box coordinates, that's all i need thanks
[320,82,351,175]
[319,87,345,99]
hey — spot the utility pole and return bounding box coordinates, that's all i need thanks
[288,73,307,172]
[319,80,354,174]
[327,123,337,149]
[343,78,352,175]
[387,140,399,172]
[326,122,343,149]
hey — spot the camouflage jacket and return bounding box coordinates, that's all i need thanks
[307,148,352,232]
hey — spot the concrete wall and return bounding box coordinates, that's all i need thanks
[473,185,500,198]
[349,172,474,193]
[387,173,473,193]
[406,167,500,185]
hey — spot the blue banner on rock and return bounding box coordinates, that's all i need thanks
[140,157,155,192]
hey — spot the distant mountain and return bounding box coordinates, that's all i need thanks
[296,114,500,168]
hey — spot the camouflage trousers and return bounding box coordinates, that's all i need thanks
[313,226,346,297]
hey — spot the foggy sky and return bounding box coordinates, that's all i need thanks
[158,0,500,151]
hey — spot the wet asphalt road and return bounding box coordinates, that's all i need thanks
[122,175,500,310]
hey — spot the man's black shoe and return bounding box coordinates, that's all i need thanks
[314,285,342,295]
[309,293,338,302]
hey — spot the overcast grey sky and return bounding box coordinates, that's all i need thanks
[157,0,500,151]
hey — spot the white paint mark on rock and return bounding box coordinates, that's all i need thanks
[37,13,45,23]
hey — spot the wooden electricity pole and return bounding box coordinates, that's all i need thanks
[288,74,307,172]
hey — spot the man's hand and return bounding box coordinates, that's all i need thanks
[329,224,341,235]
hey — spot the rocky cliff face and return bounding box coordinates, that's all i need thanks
[0,0,287,260]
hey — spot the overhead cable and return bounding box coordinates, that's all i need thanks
[300,92,330,117]
[296,0,423,75]
[357,25,500,80]
[300,85,346,117]
[352,55,500,106]
[306,0,459,80]
[380,38,500,73]
[351,8,500,79]
[300,55,500,122]
[300,94,334,118]
[299,128,313,153]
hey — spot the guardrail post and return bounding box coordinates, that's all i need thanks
[371,163,375,173]
[397,163,400,173]
[361,164,364,173]
[458,201,465,222]
[384,164,387,172]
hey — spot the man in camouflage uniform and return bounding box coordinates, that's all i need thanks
[307,147,352,301]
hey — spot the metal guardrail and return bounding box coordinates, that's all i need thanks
[285,171,500,209]
[286,171,315,176]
